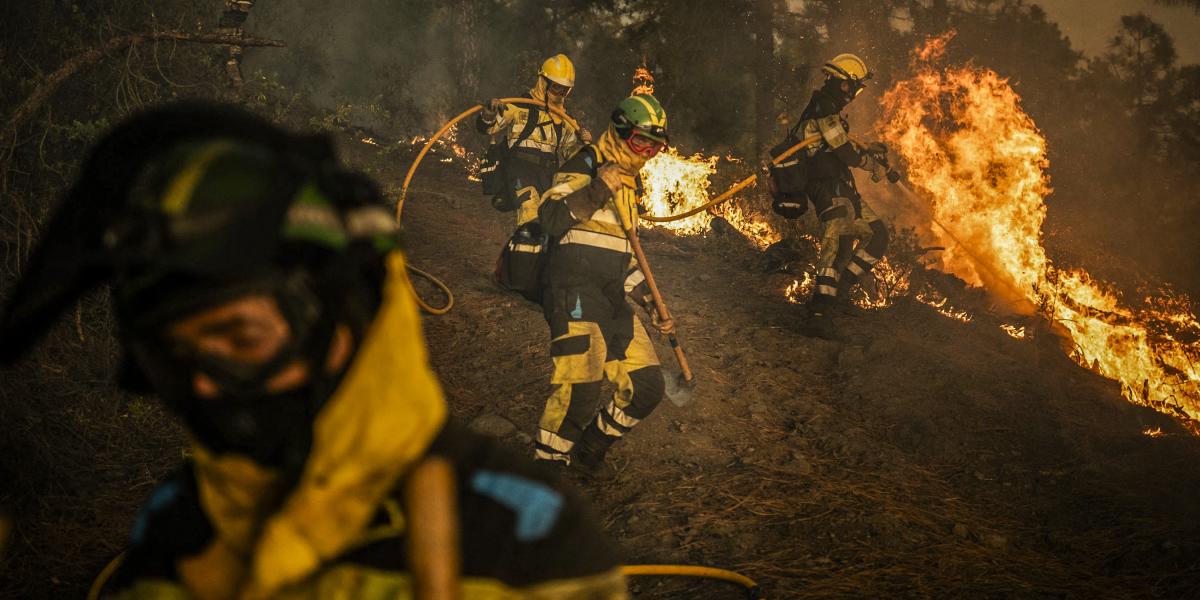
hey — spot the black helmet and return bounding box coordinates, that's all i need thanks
[0,102,399,469]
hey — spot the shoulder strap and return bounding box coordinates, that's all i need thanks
[510,105,541,150]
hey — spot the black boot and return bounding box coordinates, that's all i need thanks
[570,424,619,481]
[803,295,840,340]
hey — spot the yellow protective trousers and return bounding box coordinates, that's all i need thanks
[810,179,889,311]
[536,286,663,463]
[506,151,558,226]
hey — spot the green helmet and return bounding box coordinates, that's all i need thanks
[611,93,668,143]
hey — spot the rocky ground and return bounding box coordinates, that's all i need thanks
[2,137,1198,599]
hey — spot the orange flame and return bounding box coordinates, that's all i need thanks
[914,31,956,63]
[632,65,656,96]
[633,64,781,249]
[882,34,1200,430]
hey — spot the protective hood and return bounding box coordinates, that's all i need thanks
[596,125,650,181]
[591,128,647,232]
[529,77,566,125]
[817,77,855,112]
[188,251,448,595]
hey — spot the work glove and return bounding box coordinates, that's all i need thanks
[866,155,889,183]
[563,163,618,219]
[579,127,593,144]
[646,305,675,335]
[480,98,504,121]
[861,142,902,184]
[856,142,887,183]
[596,162,623,197]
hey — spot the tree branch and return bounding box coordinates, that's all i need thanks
[2,31,286,144]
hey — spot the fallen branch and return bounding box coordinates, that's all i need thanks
[2,31,285,143]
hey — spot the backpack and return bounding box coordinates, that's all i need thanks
[480,105,547,211]
[766,125,812,219]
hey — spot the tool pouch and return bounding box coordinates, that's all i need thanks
[479,141,507,197]
[767,135,810,218]
[494,221,549,302]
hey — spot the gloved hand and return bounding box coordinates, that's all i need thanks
[596,162,623,197]
[480,98,504,121]
[863,141,888,159]
[647,306,675,335]
[579,127,593,144]
[856,142,888,182]
[866,155,888,183]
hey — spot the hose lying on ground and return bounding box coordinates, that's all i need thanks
[90,552,763,600]
[623,564,763,599]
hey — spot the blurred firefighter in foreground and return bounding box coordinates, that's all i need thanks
[477,54,591,225]
[767,53,896,339]
[531,94,672,477]
[0,103,627,599]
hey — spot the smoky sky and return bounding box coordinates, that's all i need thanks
[1034,0,1200,62]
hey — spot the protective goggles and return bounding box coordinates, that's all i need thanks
[127,274,322,396]
[543,77,572,97]
[626,131,667,157]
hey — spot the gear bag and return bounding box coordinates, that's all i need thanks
[481,105,548,211]
[767,133,811,219]
[494,221,549,302]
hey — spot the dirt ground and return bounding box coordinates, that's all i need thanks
[2,137,1199,598]
[400,150,1200,599]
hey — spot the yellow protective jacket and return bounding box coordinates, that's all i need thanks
[476,91,580,165]
[107,252,629,599]
[536,134,649,304]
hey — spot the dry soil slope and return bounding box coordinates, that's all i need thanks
[397,154,1200,599]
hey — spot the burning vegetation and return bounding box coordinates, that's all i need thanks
[622,33,1200,433]
[882,33,1200,432]
[7,2,1200,598]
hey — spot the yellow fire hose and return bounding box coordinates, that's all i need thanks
[640,134,820,223]
[396,98,580,315]
[89,552,762,599]
[395,98,817,314]
[623,564,763,598]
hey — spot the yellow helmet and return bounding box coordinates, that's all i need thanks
[822,53,871,83]
[539,54,575,88]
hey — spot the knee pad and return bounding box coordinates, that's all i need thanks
[772,197,809,219]
[836,234,856,261]
[866,220,890,258]
[627,366,665,416]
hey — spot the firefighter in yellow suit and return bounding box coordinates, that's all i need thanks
[768,53,894,339]
[0,103,628,599]
[533,94,673,478]
[477,54,591,225]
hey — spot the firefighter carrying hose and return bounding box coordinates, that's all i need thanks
[477,54,591,225]
[533,94,673,478]
[0,103,628,599]
[767,53,895,339]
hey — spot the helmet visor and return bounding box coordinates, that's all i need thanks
[544,77,572,97]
